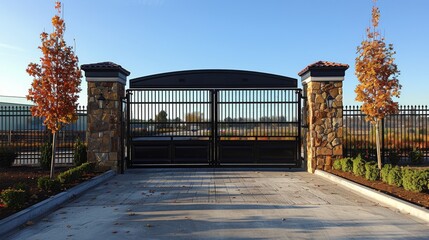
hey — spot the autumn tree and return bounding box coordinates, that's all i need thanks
[186,112,205,130]
[185,112,204,122]
[27,1,82,178]
[355,0,401,169]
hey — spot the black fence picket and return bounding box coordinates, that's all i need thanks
[343,105,429,162]
[0,105,87,166]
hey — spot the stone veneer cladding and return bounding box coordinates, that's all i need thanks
[299,61,348,172]
[82,62,129,171]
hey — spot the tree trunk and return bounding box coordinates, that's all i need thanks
[50,131,57,179]
[375,120,382,169]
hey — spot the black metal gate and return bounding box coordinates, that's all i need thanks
[126,88,301,167]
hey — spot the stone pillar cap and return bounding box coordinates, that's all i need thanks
[81,62,130,77]
[298,61,349,77]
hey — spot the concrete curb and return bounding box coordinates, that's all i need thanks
[0,170,116,236]
[314,170,429,223]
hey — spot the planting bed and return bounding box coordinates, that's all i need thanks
[0,167,99,220]
[328,169,429,209]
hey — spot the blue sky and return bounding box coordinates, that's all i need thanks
[0,0,428,106]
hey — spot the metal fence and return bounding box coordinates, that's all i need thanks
[0,105,87,166]
[343,105,429,162]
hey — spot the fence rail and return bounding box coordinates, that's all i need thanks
[0,105,87,166]
[343,105,429,162]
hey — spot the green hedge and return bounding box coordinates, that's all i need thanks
[364,161,380,181]
[73,138,87,167]
[40,142,52,170]
[333,159,342,170]
[37,177,62,192]
[334,156,429,193]
[352,155,366,177]
[387,166,402,187]
[402,169,428,192]
[57,162,94,184]
[340,158,353,172]
[1,188,27,209]
[380,164,393,183]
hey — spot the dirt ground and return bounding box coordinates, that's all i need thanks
[328,169,429,209]
[0,167,98,220]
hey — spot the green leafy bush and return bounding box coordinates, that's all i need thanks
[387,150,401,165]
[14,182,31,198]
[340,158,353,172]
[1,188,27,209]
[387,166,402,187]
[352,155,366,177]
[80,162,95,173]
[73,138,87,166]
[409,149,423,165]
[57,162,94,184]
[380,164,393,183]
[37,177,61,192]
[40,142,52,170]
[58,168,82,184]
[333,159,342,170]
[402,169,428,192]
[364,161,380,181]
[0,145,17,167]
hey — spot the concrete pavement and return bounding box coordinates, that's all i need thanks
[5,168,429,239]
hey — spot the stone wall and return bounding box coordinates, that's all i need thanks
[299,61,348,172]
[86,81,125,170]
[305,81,343,171]
[82,62,129,172]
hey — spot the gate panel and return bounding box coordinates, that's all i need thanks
[128,89,212,166]
[216,89,301,166]
[127,88,302,167]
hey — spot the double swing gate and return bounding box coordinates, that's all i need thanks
[126,88,302,167]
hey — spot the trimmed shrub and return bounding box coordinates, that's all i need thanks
[333,159,342,170]
[73,138,87,167]
[352,155,366,177]
[387,150,401,165]
[80,162,95,173]
[1,188,27,209]
[364,161,380,181]
[57,162,94,184]
[387,166,402,187]
[409,149,423,165]
[40,142,52,170]
[37,177,61,192]
[0,145,17,168]
[380,164,393,183]
[14,182,31,198]
[340,158,353,172]
[58,168,82,184]
[402,169,428,192]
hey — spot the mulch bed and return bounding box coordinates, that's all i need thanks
[327,169,429,209]
[0,167,100,220]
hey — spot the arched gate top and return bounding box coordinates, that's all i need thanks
[130,69,297,89]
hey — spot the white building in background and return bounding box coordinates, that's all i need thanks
[0,95,37,131]
[0,95,34,107]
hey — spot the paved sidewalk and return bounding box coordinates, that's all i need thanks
[6,169,429,239]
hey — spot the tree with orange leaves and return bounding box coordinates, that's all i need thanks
[27,1,82,178]
[355,0,401,169]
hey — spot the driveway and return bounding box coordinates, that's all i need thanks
[6,169,429,239]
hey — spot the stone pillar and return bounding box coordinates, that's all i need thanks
[298,61,349,172]
[81,62,130,171]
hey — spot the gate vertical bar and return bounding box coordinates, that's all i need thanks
[297,89,302,167]
[126,91,132,168]
[211,90,218,165]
